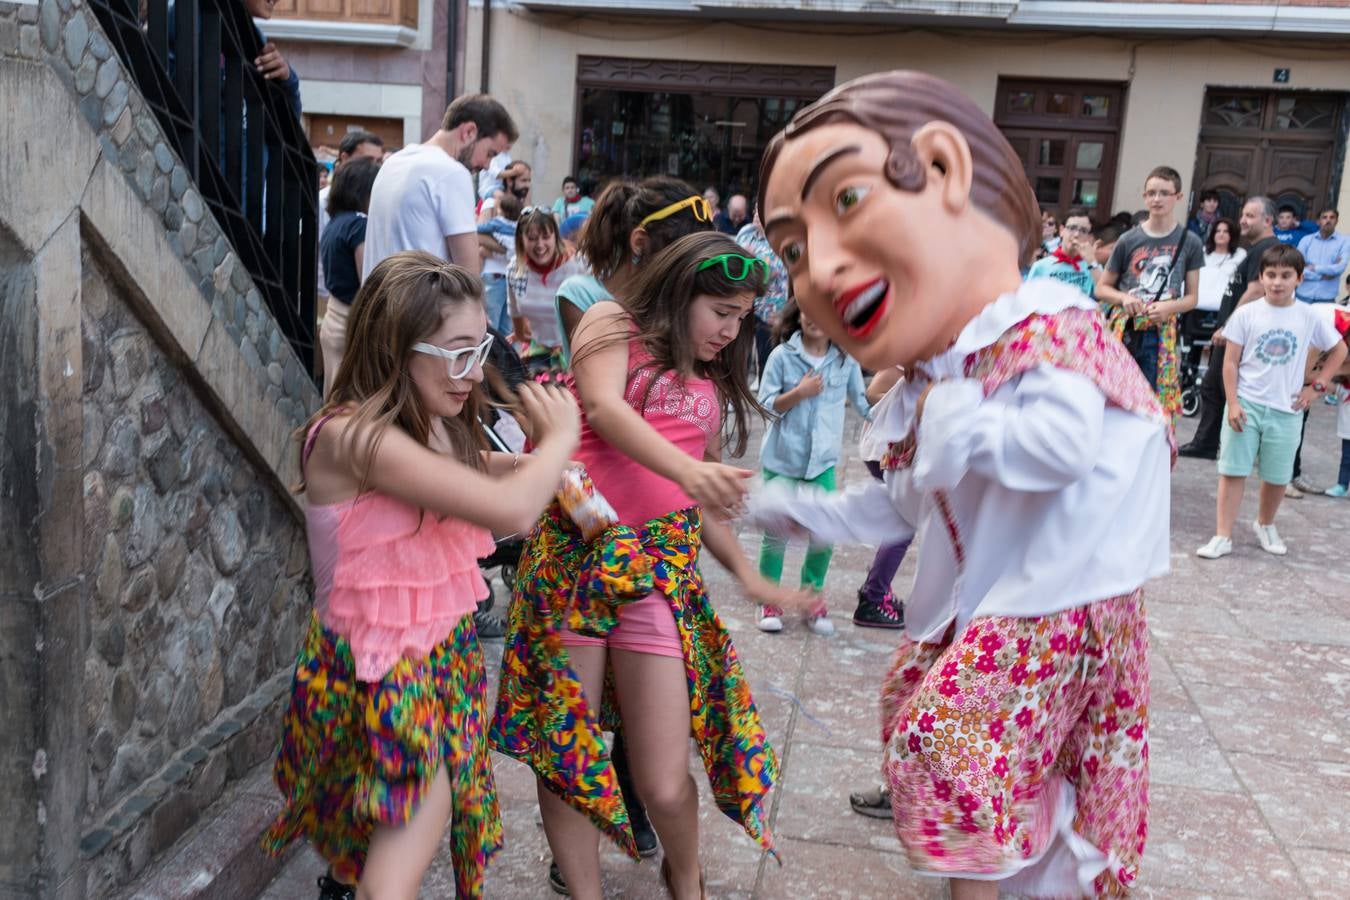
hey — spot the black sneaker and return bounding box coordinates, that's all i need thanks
[317,875,356,900]
[473,608,506,640]
[548,860,569,895]
[1177,441,1217,460]
[852,589,904,629]
[630,803,659,858]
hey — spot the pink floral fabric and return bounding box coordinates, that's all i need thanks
[880,591,1150,896]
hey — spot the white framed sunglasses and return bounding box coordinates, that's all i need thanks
[411,336,493,379]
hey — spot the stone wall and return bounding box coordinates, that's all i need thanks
[80,247,310,840]
[1,0,321,896]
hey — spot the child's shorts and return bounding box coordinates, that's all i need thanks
[1218,397,1302,484]
[560,591,683,659]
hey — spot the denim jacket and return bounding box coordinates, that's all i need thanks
[757,333,871,480]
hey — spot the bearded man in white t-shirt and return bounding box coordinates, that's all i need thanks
[362,94,518,280]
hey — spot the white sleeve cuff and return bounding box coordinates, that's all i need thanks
[912,378,985,491]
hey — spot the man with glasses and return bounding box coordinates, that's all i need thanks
[1026,208,1101,299]
[362,94,519,279]
[1097,166,1204,412]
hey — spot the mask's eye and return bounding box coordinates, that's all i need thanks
[835,185,869,215]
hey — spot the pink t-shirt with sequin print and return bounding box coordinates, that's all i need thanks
[573,340,721,526]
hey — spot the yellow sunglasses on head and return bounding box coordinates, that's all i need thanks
[638,195,714,230]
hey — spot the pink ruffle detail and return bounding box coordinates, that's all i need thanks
[320,494,495,682]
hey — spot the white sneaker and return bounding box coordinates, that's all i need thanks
[1252,520,1287,556]
[757,605,784,633]
[807,613,835,636]
[1196,535,1233,559]
[1291,476,1321,495]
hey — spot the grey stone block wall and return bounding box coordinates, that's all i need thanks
[2,0,321,895]
[80,249,310,830]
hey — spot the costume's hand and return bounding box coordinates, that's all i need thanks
[741,572,819,614]
[1226,402,1246,433]
[255,43,292,81]
[680,461,752,519]
[796,371,824,398]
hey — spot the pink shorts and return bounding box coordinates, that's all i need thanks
[559,592,683,658]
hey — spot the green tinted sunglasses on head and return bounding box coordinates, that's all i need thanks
[697,253,769,282]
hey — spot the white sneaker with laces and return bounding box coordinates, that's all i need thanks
[1196,535,1232,559]
[806,613,835,636]
[757,605,784,633]
[1252,520,1287,556]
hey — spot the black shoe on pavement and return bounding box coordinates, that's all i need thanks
[630,801,659,858]
[1177,441,1217,460]
[473,608,506,640]
[548,860,569,895]
[317,875,356,900]
[853,589,905,629]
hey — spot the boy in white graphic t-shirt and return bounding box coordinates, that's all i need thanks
[1197,243,1348,559]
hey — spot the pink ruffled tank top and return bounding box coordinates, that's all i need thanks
[573,339,721,526]
[303,414,494,682]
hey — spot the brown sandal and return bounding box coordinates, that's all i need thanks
[848,784,893,819]
[659,857,706,899]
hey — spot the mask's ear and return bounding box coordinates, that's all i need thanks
[910,121,974,216]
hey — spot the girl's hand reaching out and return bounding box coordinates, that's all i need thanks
[741,571,819,614]
[680,459,753,519]
[517,382,581,450]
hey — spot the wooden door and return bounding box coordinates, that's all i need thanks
[1192,90,1344,221]
[996,79,1125,224]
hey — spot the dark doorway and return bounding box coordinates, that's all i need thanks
[572,57,834,200]
[995,79,1125,224]
[1192,89,1347,221]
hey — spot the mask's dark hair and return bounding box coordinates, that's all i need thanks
[1204,217,1239,254]
[326,156,380,217]
[577,175,713,278]
[758,70,1041,266]
[296,252,489,496]
[573,231,767,457]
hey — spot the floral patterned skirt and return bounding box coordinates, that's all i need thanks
[261,614,502,897]
[880,592,1149,897]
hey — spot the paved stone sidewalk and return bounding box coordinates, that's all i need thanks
[262,403,1350,898]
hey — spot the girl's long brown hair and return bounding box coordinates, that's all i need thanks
[573,231,767,457]
[296,251,488,494]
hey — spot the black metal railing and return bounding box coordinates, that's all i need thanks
[89,0,318,373]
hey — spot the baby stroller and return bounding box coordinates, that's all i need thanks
[473,327,531,637]
[1178,309,1220,418]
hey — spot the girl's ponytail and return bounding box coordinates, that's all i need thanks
[578,178,639,278]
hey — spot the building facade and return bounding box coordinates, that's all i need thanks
[454,0,1350,224]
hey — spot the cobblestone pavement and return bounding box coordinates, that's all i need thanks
[262,401,1350,899]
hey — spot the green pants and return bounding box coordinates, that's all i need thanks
[758,467,836,592]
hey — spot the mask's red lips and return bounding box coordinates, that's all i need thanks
[832,277,891,339]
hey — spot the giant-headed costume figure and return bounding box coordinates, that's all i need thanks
[753,71,1173,897]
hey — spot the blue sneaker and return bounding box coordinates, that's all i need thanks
[1326,484,1349,498]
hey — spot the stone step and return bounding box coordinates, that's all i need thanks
[117,764,291,900]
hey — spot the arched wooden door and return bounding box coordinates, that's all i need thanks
[1192,90,1345,221]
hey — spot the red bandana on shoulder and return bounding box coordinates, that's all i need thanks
[881,306,1175,472]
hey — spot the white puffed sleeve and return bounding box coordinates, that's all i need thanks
[744,478,916,547]
[912,366,1106,493]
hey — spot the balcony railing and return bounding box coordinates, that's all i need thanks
[264,0,420,47]
[89,0,319,374]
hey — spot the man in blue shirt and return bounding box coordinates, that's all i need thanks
[1295,207,1348,303]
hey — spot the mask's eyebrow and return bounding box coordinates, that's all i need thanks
[763,144,863,239]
